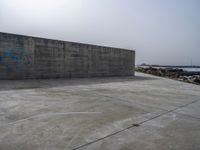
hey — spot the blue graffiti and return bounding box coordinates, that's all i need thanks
[5,49,12,57]
[12,55,19,63]
[0,48,32,73]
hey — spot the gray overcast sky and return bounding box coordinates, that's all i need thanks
[0,0,200,65]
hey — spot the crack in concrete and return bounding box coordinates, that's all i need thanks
[71,98,200,150]
[6,112,101,126]
[93,91,200,120]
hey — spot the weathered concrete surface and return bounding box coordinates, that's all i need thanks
[0,32,135,79]
[0,72,200,150]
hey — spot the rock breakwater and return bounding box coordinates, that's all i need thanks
[136,67,200,85]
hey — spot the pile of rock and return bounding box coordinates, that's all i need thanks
[178,75,200,84]
[136,67,184,78]
[136,67,200,85]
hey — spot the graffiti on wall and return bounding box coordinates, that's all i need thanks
[0,48,32,73]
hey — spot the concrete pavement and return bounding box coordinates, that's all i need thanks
[0,72,200,150]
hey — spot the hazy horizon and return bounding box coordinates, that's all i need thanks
[0,0,199,65]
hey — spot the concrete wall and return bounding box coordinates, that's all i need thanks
[0,32,135,79]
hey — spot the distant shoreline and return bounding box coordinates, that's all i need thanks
[137,65,200,68]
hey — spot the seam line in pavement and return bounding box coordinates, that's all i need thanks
[173,112,200,120]
[138,98,200,125]
[72,98,200,150]
[92,91,200,121]
[93,92,200,121]
[91,92,155,113]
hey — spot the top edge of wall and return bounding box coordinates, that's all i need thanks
[0,32,135,52]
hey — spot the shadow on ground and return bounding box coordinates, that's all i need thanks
[0,75,158,91]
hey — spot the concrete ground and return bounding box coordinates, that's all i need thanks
[0,72,200,150]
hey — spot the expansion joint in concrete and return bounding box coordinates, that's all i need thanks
[71,98,200,150]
